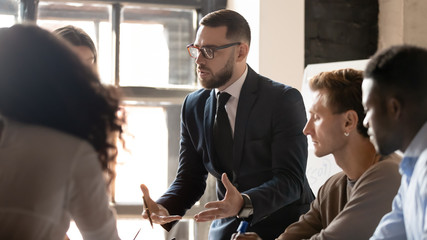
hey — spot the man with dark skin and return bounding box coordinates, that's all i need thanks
[362,45,427,239]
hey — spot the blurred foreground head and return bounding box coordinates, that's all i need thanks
[0,24,124,183]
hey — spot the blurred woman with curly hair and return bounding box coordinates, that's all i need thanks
[0,24,124,240]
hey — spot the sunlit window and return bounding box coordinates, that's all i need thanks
[37,2,196,88]
[37,2,114,85]
[0,0,18,27]
[114,104,168,204]
[119,5,196,87]
[0,15,15,27]
[120,23,169,87]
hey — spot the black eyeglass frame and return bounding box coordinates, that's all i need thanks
[186,42,241,59]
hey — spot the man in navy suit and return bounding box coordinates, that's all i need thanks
[141,9,314,240]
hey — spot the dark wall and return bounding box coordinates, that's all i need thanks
[305,0,379,66]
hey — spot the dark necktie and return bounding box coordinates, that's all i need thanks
[213,92,233,176]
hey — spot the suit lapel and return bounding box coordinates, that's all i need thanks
[233,67,259,177]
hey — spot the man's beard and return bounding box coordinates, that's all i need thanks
[198,54,234,89]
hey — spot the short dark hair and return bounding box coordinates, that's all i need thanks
[309,68,368,138]
[54,25,97,64]
[200,9,251,46]
[0,24,124,185]
[364,45,427,104]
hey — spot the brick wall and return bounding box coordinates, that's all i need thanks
[305,0,379,66]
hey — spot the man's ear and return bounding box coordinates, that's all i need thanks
[236,43,249,62]
[387,97,402,120]
[344,110,358,133]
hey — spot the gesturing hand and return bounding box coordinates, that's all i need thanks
[140,184,182,225]
[194,173,244,222]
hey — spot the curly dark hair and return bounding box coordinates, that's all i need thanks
[0,24,124,186]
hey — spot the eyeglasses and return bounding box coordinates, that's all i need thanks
[186,42,241,60]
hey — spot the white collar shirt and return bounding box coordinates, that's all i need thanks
[215,65,248,135]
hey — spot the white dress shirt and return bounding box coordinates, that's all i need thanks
[215,65,248,136]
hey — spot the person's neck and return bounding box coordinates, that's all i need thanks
[218,63,247,91]
[334,136,380,181]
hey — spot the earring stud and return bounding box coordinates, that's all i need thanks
[344,132,349,136]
